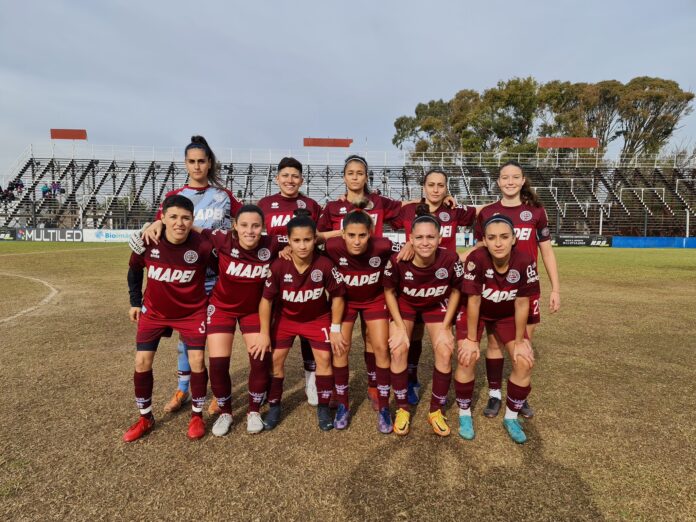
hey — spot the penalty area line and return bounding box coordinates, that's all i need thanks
[0,272,59,324]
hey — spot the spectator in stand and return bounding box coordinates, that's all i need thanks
[16,179,24,194]
[41,183,50,199]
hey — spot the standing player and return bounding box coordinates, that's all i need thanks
[323,203,398,432]
[257,157,322,406]
[457,214,540,443]
[390,169,477,406]
[123,195,214,442]
[132,136,242,414]
[473,161,560,419]
[199,205,284,436]
[256,211,347,431]
[383,208,464,436]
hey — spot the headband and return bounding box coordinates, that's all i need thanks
[483,214,515,231]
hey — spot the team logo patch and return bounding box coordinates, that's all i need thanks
[339,207,347,215]
[296,199,306,209]
[369,256,381,268]
[150,248,160,259]
[271,202,279,209]
[520,210,533,222]
[541,227,550,237]
[467,261,476,271]
[207,304,216,317]
[184,250,198,264]
[311,269,323,283]
[339,257,348,266]
[214,192,226,202]
[506,269,521,284]
[258,248,271,261]
[231,248,240,258]
[284,274,293,283]
[435,268,448,279]
[439,212,450,222]
[405,271,414,281]
[485,268,494,278]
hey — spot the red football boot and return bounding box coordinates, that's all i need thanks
[123,416,155,442]
[187,415,206,440]
[367,386,380,411]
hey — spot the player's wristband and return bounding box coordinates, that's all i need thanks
[330,323,341,333]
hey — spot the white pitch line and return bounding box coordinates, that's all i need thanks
[0,245,123,257]
[0,272,59,324]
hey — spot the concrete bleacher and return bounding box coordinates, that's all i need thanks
[2,150,695,236]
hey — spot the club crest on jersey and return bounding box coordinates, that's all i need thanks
[296,199,306,209]
[369,256,381,268]
[339,257,348,266]
[207,304,216,317]
[467,261,476,271]
[435,268,448,279]
[506,269,521,284]
[284,274,293,283]
[339,207,347,215]
[150,248,160,259]
[520,210,533,222]
[258,248,271,261]
[439,211,450,222]
[271,202,279,209]
[405,271,414,281]
[541,226,550,238]
[485,268,494,278]
[231,248,240,258]
[311,269,323,283]
[184,250,199,264]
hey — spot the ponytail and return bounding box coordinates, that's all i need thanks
[185,135,223,189]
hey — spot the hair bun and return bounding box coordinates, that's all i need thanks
[353,198,370,210]
[415,203,431,217]
[293,208,311,218]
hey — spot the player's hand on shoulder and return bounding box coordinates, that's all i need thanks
[278,245,292,260]
[128,307,141,322]
[396,242,414,262]
[143,220,163,245]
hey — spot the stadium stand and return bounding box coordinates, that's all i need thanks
[2,146,695,236]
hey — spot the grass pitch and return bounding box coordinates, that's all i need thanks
[0,243,695,521]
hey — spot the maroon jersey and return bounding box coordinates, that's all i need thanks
[391,202,476,252]
[256,193,321,238]
[129,231,213,320]
[262,255,345,321]
[317,193,401,237]
[461,247,540,321]
[383,248,464,310]
[324,236,397,304]
[204,230,282,316]
[475,202,550,261]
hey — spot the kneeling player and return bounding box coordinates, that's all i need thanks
[457,214,539,443]
[123,195,214,442]
[324,204,397,432]
[255,210,347,431]
[383,207,463,436]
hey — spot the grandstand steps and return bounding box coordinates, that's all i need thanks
[50,160,97,228]
[97,162,136,229]
[596,170,631,216]
[31,160,76,221]
[2,158,55,227]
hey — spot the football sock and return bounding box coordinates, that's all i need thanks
[375,366,391,410]
[268,377,284,405]
[506,379,531,419]
[391,369,409,409]
[300,337,316,372]
[315,375,334,406]
[364,352,377,388]
[430,368,452,413]
[332,365,350,408]
[248,354,270,413]
[134,370,153,419]
[455,378,475,414]
[407,339,423,384]
[209,356,232,414]
[176,340,191,393]
[486,357,504,397]
[189,368,208,417]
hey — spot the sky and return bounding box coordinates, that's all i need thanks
[1,0,695,173]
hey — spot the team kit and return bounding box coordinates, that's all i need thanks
[124,136,561,445]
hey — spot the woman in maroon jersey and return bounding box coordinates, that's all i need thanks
[383,206,464,437]
[256,210,347,431]
[196,204,285,437]
[257,157,322,407]
[473,160,560,419]
[457,214,539,444]
[390,168,478,407]
[324,202,398,433]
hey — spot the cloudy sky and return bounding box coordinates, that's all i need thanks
[1,0,695,172]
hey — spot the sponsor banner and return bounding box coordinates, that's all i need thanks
[82,229,139,243]
[16,228,83,242]
[551,235,612,247]
[0,228,16,241]
[611,236,696,249]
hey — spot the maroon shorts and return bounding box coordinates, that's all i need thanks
[528,293,541,324]
[398,298,448,324]
[206,305,261,335]
[343,296,389,323]
[456,312,528,345]
[271,315,331,351]
[136,311,207,351]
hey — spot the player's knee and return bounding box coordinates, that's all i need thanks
[512,357,532,375]
[187,350,205,371]
[313,350,331,371]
